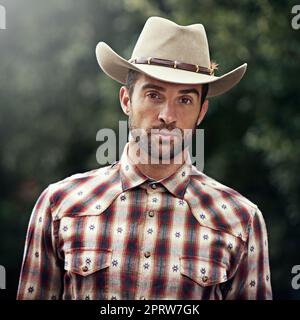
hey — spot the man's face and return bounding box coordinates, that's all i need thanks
[120,73,208,163]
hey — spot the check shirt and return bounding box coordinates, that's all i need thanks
[17,143,272,300]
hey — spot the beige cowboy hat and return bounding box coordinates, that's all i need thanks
[95,16,247,98]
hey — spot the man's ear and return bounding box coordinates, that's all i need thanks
[197,99,209,126]
[119,86,131,115]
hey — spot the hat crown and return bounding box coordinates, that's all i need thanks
[131,17,211,68]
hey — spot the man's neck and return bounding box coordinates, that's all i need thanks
[127,141,187,181]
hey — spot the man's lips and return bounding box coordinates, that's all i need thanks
[150,129,182,138]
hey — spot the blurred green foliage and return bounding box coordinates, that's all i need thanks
[0,0,299,299]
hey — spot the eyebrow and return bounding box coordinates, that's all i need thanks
[141,83,200,99]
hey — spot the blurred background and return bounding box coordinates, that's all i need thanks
[0,0,299,300]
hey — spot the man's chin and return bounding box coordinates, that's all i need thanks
[147,142,185,164]
[129,132,187,164]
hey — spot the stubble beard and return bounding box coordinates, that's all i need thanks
[128,112,195,165]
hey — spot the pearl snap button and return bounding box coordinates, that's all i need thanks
[82,266,89,272]
[144,251,151,258]
[202,276,208,282]
[148,210,155,217]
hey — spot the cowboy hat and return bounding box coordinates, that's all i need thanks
[95,16,247,98]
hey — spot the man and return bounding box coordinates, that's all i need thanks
[17,16,272,300]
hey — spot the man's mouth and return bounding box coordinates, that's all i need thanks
[150,131,182,145]
[150,129,182,138]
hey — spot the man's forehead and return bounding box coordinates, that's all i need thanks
[136,73,202,92]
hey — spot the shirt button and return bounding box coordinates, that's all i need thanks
[148,210,155,217]
[202,276,209,283]
[151,183,157,190]
[144,251,151,258]
[82,266,89,272]
[140,296,146,300]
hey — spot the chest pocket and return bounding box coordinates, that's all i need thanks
[64,248,112,276]
[180,256,228,287]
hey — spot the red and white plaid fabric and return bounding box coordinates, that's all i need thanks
[17,143,272,300]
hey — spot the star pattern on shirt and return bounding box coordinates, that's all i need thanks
[85,258,91,265]
[200,268,206,274]
[89,224,95,230]
[178,199,185,206]
[120,195,126,201]
[147,228,153,234]
[228,243,233,250]
[200,213,206,220]
[112,259,118,267]
[117,227,123,233]
[175,232,181,238]
[96,204,101,210]
[221,204,227,210]
[111,295,117,300]
[203,234,209,240]
[63,225,68,232]
[143,263,150,270]
[28,286,34,294]
[250,280,256,287]
[152,197,158,203]
[172,265,179,272]
[85,295,90,300]
[250,245,255,252]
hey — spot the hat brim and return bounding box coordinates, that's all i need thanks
[95,42,247,98]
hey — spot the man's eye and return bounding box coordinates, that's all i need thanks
[146,92,160,100]
[180,97,192,104]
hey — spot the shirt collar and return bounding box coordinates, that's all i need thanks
[119,143,148,191]
[119,142,192,199]
[159,159,191,199]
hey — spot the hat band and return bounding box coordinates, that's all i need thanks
[129,57,213,75]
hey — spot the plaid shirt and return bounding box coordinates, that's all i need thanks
[17,143,272,300]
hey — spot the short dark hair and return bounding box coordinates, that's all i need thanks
[125,69,209,107]
[125,69,140,100]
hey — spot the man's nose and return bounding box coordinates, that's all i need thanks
[158,101,177,125]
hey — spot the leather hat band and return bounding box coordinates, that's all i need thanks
[129,57,214,75]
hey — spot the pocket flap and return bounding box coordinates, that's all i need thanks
[180,256,228,287]
[64,248,112,276]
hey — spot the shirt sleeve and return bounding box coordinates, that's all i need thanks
[222,207,273,300]
[16,185,63,300]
